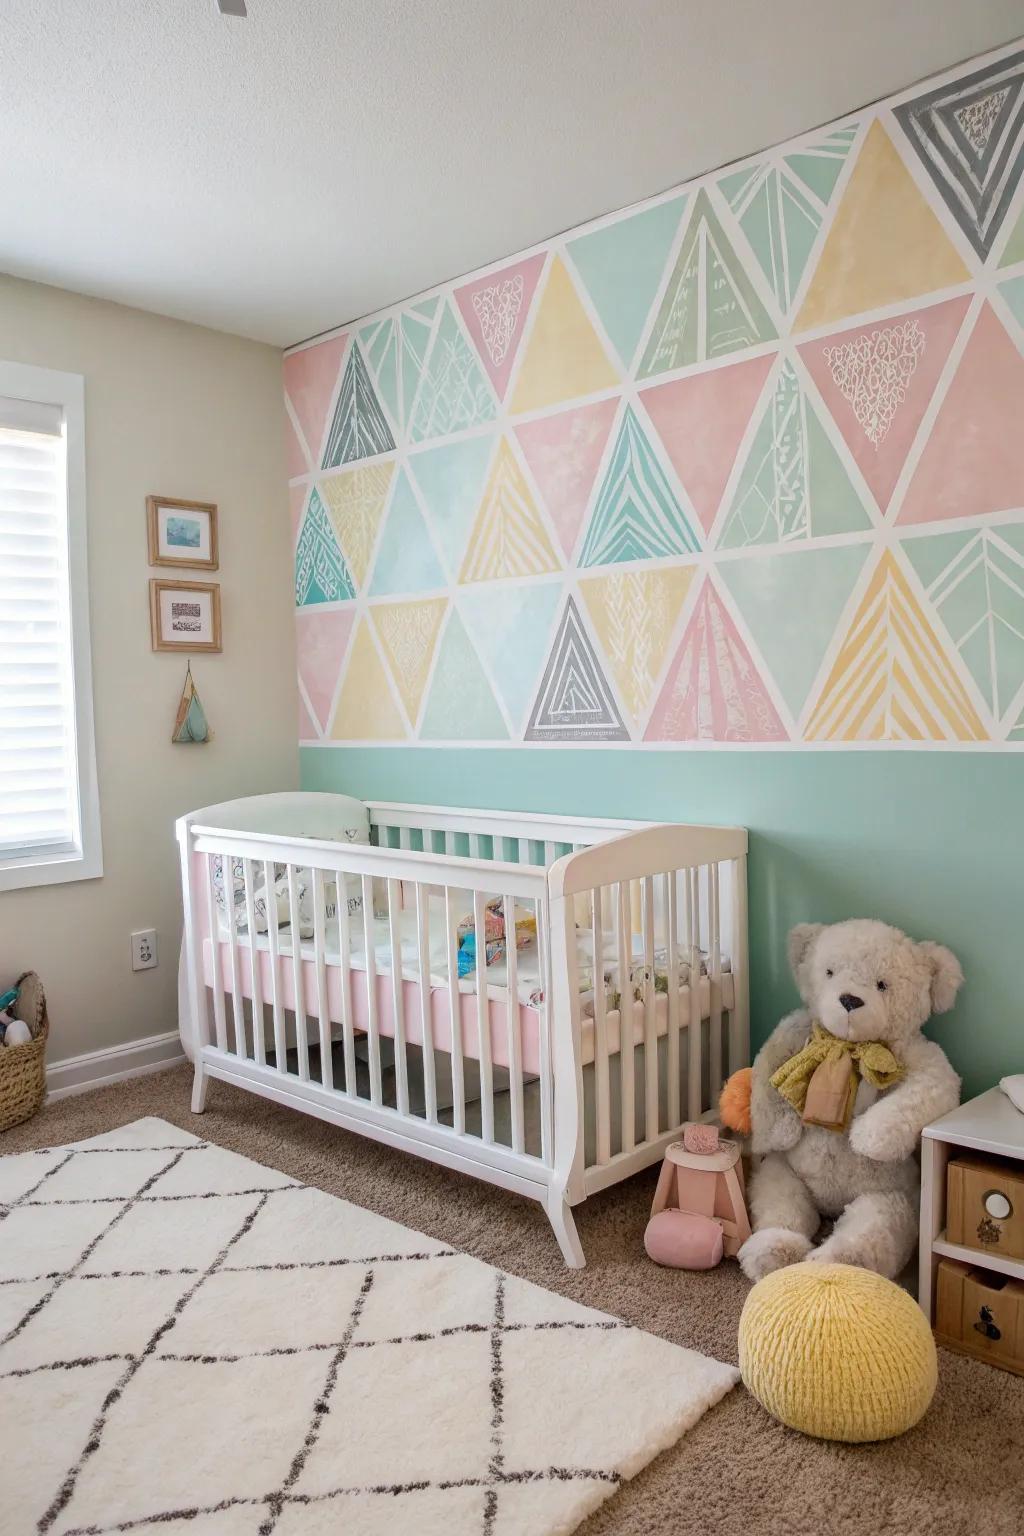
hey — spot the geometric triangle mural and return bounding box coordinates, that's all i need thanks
[359,303,439,435]
[454,253,546,401]
[409,301,497,443]
[515,399,618,561]
[459,439,561,583]
[566,196,686,368]
[804,551,986,741]
[893,46,1024,260]
[580,565,695,728]
[1002,274,1024,333]
[408,435,497,580]
[294,488,356,607]
[296,607,355,732]
[284,333,349,468]
[419,610,509,740]
[321,341,397,469]
[370,596,448,729]
[578,406,701,567]
[525,596,629,741]
[331,620,407,741]
[509,256,619,415]
[319,463,395,591]
[1002,206,1024,268]
[458,582,562,734]
[368,471,446,596]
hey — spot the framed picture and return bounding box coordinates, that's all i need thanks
[149,579,222,653]
[147,496,219,570]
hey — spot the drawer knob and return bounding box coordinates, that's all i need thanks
[983,1189,1013,1220]
[974,1305,1001,1342]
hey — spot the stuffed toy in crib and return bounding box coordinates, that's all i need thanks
[721,919,963,1283]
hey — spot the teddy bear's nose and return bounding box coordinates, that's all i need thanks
[839,992,864,1013]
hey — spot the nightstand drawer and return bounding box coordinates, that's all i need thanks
[947,1155,1024,1261]
[935,1259,1024,1373]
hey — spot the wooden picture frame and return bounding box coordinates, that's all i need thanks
[149,579,222,653]
[147,496,219,570]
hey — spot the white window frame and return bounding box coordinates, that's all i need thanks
[0,360,102,891]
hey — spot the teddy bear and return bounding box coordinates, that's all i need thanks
[736,918,963,1283]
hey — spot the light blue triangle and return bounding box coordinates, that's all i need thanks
[420,611,509,740]
[413,296,440,321]
[579,406,700,567]
[409,435,497,579]
[718,543,870,719]
[1001,275,1024,334]
[901,529,976,592]
[566,197,685,369]
[410,302,496,442]
[458,582,562,732]
[369,472,446,596]
[359,318,401,429]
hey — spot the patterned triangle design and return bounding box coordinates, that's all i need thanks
[798,295,970,514]
[638,188,777,378]
[640,351,776,538]
[515,399,618,561]
[370,597,448,728]
[795,121,969,332]
[902,525,1024,719]
[409,436,497,579]
[804,551,986,740]
[580,566,696,727]
[319,463,395,590]
[458,582,562,733]
[400,306,437,425]
[510,256,619,414]
[368,471,446,596]
[645,576,788,741]
[718,543,871,719]
[331,620,406,740]
[717,359,870,548]
[283,334,348,467]
[420,610,509,740]
[1001,205,1024,268]
[454,253,546,400]
[718,126,858,313]
[566,197,686,368]
[525,596,629,741]
[578,406,701,567]
[321,342,397,469]
[296,607,355,731]
[460,440,561,583]
[899,303,1024,526]
[410,301,497,443]
[294,488,356,606]
[893,48,1024,260]
[358,317,401,430]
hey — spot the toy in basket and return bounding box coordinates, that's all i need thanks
[0,972,49,1133]
[644,1123,751,1269]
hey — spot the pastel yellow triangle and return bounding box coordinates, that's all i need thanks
[795,122,970,333]
[804,552,984,742]
[510,255,619,413]
[580,565,696,724]
[370,597,447,727]
[460,439,561,582]
[331,619,406,740]
[319,462,395,588]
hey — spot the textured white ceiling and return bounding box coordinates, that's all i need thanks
[3,2,1022,346]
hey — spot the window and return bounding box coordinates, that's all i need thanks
[0,361,101,891]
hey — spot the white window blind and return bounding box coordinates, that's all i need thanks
[0,398,80,862]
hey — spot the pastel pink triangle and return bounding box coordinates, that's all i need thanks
[898,303,1024,526]
[295,608,355,732]
[798,296,970,512]
[454,253,546,400]
[298,691,319,741]
[640,353,776,537]
[283,334,349,466]
[289,484,307,543]
[515,398,618,560]
[286,410,308,478]
[645,577,787,742]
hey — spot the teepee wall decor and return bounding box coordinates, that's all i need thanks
[171,664,211,744]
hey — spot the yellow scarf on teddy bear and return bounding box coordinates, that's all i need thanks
[770,1023,903,1133]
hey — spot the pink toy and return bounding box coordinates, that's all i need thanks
[643,1123,751,1270]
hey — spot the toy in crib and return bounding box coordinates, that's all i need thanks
[456,897,537,978]
[644,1123,751,1270]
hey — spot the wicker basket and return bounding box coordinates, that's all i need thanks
[0,972,48,1133]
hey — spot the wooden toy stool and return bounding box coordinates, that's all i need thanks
[646,1124,751,1267]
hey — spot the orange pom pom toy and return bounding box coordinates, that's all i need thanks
[719,1066,753,1136]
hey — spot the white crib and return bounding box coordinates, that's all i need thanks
[176,793,749,1266]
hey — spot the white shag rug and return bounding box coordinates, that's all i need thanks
[0,1117,738,1536]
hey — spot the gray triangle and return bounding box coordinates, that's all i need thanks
[525,596,628,741]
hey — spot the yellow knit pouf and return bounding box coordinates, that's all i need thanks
[738,1263,937,1442]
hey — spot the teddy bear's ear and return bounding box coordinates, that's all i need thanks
[919,941,964,1014]
[787,923,824,997]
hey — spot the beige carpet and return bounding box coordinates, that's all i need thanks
[7,1064,1024,1536]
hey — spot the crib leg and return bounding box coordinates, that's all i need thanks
[545,1190,586,1268]
[191,1061,209,1114]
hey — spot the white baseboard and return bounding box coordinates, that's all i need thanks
[46,1029,186,1101]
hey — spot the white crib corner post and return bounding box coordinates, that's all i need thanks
[175,815,209,1112]
[731,850,750,1071]
[545,860,587,1268]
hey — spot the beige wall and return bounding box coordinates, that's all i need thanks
[0,275,297,1063]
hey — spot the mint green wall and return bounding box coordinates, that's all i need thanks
[301,746,1020,1100]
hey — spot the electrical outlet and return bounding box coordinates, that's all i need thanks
[131,929,158,972]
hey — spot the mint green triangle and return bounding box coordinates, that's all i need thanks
[579,406,700,567]
[783,125,858,203]
[359,318,401,430]
[368,471,445,596]
[413,296,440,320]
[999,207,1024,269]
[901,529,976,592]
[1008,700,1024,738]
[409,435,496,579]
[718,543,870,719]
[1000,275,1024,334]
[805,406,872,535]
[458,581,562,732]
[420,610,508,740]
[410,302,496,442]
[567,197,685,368]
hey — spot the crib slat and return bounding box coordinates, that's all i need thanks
[518,837,530,867]
[242,859,265,1067]
[444,830,456,857]
[642,875,658,1142]
[362,874,382,1106]
[287,866,310,1082]
[206,854,228,1053]
[503,895,525,1156]
[591,886,610,1165]
[445,887,466,1136]
[709,862,723,1099]
[338,873,357,1096]
[264,858,287,1072]
[388,878,409,1117]
[224,859,246,1059]
[687,866,702,1120]
[415,884,437,1124]
[536,895,553,1166]
[469,832,483,861]
[543,840,557,869]
[665,871,680,1129]
[399,826,411,851]
[616,880,634,1155]
[312,868,332,1090]
[473,889,494,1144]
